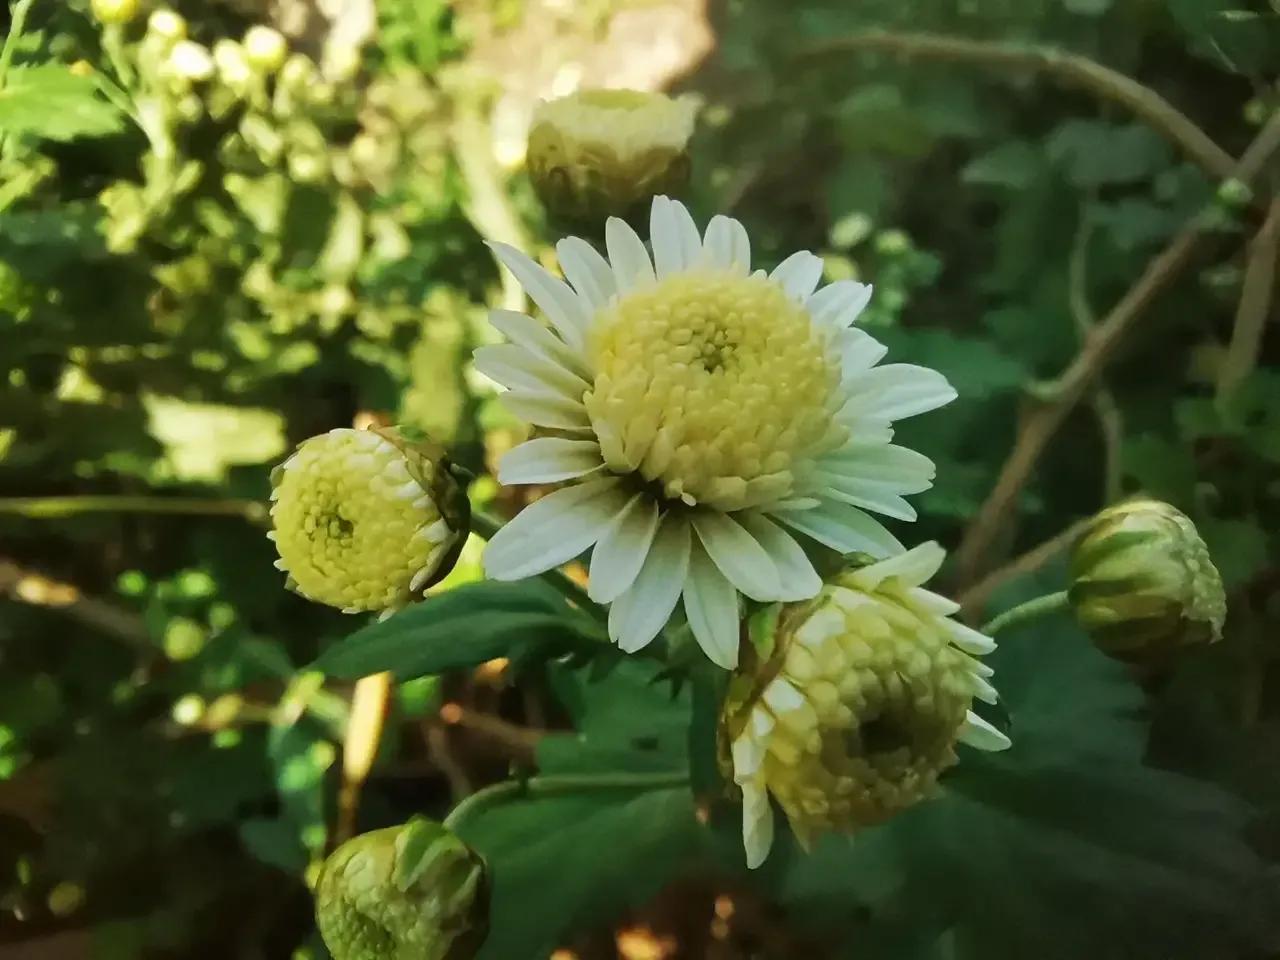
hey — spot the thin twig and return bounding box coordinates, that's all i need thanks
[0,495,268,522]
[957,517,1091,617]
[1068,205,1125,504]
[800,29,1237,184]
[952,112,1280,587]
[0,556,151,649]
[336,672,393,843]
[440,703,543,763]
[1216,197,1280,402]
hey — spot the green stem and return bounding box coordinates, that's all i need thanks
[981,590,1071,636]
[471,508,607,628]
[0,495,268,522]
[443,771,689,832]
[0,0,36,89]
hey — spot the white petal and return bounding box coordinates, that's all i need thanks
[817,444,936,491]
[970,673,1000,705]
[807,280,873,327]
[483,478,626,580]
[819,481,917,522]
[770,250,824,301]
[488,309,588,375]
[742,780,774,869]
[762,676,807,713]
[500,391,593,432]
[650,195,702,278]
[587,494,661,603]
[473,343,589,399]
[683,540,741,668]
[731,733,764,779]
[691,512,782,601]
[488,241,590,351]
[834,327,889,379]
[848,542,946,591]
[703,214,750,275]
[556,236,616,314]
[497,437,603,485]
[945,619,997,655]
[737,513,821,601]
[608,516,691,653]
[605,216,655,292]
[772,500,904,556]
[907,587,961,617]
[842,364,958,422]
[959,710,1011,751]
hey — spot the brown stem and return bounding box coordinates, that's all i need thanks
[957,517,1091,617]
[1216,197,1280,402]
[336,672,393,843]
[0,556,151,650]
[801,29,1237,184]
[952,112,1280,587]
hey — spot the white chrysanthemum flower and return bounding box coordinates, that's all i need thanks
[723,543,1009,868]
[478,196,956,668]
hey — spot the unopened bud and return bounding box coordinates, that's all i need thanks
[213,40,252,89]
[316,819,489,960]
[1069,499,1226,663]
[91,0,139,25]
[168,40,215,81]
[147,8,187,41]
[526,88,697,224]
[243,25,288,72]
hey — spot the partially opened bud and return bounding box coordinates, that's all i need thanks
[1069,499,1226,662]
[269,427,469,615]
[316,819,489,960]
[526,88,697,224]
[722,543,1008,868]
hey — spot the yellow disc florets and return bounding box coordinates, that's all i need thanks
[269,427,467,614]
[723,544,1006,866]
[584,270,842,510]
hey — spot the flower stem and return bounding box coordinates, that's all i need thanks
[443,770,689,833]
[0,0,36,90]
[981,590,1071,636]
[471,508,607,628]
[0,495,268,522]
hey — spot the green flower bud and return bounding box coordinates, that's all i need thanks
[316,819,489,960]
[526,88,697,224]
[721,543,1007,868]
[147,8,186,41]
[168,40,215,81]
[1215,178,1253,210]
[1069,499,1226,663]
[213,39,252,89]
[91,0,139,25]
[243,25,288,72]
[268,427,470,615]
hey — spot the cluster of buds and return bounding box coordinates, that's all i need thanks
[268,427,470,616]
[1068,499,1226,664]
[316,819,489,960]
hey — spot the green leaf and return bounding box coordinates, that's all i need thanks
[312,580,602,680]
[0,64,125,142]
[1167,0,1276,74]
[1046,121,1172,188]
[776,614,1271,959]
[962,141,1042,189]
[459,787,703,960]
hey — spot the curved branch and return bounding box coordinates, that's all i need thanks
[952,112,1280,587]
[801,29,1237,183]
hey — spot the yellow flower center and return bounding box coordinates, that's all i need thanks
[584,271,841,510]
[271,431,452,612]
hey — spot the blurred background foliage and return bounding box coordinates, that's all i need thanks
[1,0,1278,957]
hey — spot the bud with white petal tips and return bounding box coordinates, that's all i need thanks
[91,0,139,25]
[316,819,489,960]
[147,8,187,42]
[168,40,215,82]
[526,88,698,224]
[722,543,1008,868]
[1069,498,1226,663]
[268,426,469,616]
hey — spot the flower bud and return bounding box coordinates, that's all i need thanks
[316,819,489,960]
[147,8,186,42]
[269,427,470,615]
[1069,499,1226,662]
[243,25,288,73]
[722,543,1008,868]
[526,88,697,224]
[91,0,139,25]
[213,39,252,89]
[168,40,215,81]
